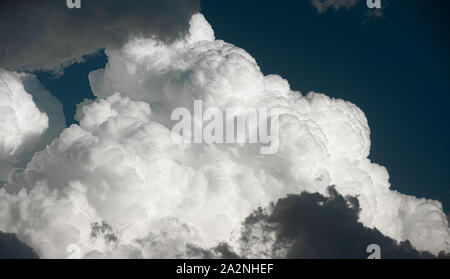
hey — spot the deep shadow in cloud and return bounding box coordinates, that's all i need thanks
[0,0,200,72]
[0,232,39,259]
[188,242,240,259]
[192,187,450,259]
[240,187,450,259]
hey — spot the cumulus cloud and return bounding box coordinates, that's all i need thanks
[0,69,65,180]
[0,14,448,258]
[0,0,200,72]
[310,0,359,13]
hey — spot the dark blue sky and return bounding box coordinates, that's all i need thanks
[36,0,450,211]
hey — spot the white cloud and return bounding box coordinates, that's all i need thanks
[0,70,48,161]
[0,70,66,181]
[0,14,448,258]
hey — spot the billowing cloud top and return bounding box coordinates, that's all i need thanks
[0,14,448,258]
[0,0,200,72]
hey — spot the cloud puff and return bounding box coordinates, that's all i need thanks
[310,0,359,13]
[0,0,200,72]
[0,70,66,180]
[0,14,448,258]
[0,70,48,178]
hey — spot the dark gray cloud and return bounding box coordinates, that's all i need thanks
[0,232,39,259]
[187,243,240,259]
[0,0,200,72]
[192,187,449,259]
[239,187,450,259]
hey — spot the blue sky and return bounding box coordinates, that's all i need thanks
[35,0,450,211]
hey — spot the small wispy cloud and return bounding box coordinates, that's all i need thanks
[363,1,389,24]
[309,0,388,24]
[310,0,359,13]
[363,8,385,23]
